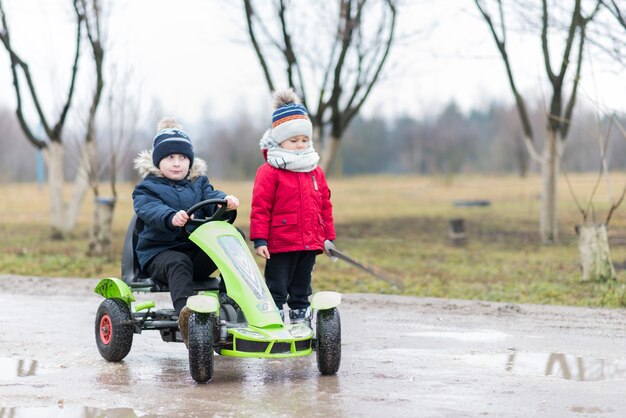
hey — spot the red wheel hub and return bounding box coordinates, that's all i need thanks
[99,314,112,345]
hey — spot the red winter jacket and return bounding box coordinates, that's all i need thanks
[250,163,336,254]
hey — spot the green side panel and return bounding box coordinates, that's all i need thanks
[94,278,135,305]
[198,290,219,297]
[134,301,155,312]
[189,222,282,328]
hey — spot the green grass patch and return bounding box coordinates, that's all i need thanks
[2,174,626,308]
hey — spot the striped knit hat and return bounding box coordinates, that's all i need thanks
[270,89,313,144]
[152,118,194,168]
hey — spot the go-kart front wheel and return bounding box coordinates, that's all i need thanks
[95,298,134,362]
[188,312,216,383]
[316,307,341,375]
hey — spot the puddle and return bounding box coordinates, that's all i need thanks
[0,358,38,380]
[466,350,626,381]
[408,330,510,342]
[0,406,156,418]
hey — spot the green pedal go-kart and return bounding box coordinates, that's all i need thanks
[93,198,341,383]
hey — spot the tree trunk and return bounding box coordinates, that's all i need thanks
[65,140,95,232]
[540,131,560,243]
[40,141,93,238]
[320,135,341,174]
[515,133,528,178]
[88,196,116,259]
[42,142,66,239]
[576,223,616,282]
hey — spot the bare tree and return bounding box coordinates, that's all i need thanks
[76,0,112,258]
[565,113,626,281]
[81,12,142,258]
[474,0,604,243]
[242,0,397,172]
[0,0,102,238]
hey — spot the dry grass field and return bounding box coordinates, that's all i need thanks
[2,173,626,307]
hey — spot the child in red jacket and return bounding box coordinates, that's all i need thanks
[250,88,336,325]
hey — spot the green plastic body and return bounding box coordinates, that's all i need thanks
[222,325,313,358]
[94,277,135,305]
[93,219,340,359]
[188,221,283,328]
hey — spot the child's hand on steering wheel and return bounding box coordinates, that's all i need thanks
[225,195,240,210]
[172,210,190,227]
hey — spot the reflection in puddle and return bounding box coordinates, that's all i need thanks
[505,350,626,381]
[181,357,344,416]
[409,330,510,342]
[466,350,626,381]
[0,358,37,379]
[0,406,156,418]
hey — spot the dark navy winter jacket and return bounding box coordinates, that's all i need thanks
[132,151,226,269]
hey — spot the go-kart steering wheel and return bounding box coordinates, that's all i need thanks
[183,198,237,235]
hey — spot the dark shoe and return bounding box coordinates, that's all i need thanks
[289,307,311,327]
[178,306,192,349]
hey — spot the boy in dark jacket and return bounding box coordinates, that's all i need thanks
[250,89,336,325]
[132,117,239,346]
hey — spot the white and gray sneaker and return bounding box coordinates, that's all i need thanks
[289,307,312,327]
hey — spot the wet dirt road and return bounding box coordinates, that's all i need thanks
[1,275,626,417]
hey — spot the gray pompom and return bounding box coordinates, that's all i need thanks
[157,117,182,131]
[272,88,301,109]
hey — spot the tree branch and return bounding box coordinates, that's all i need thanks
[344,0,397,129]
[474,0,536,148]
[602,0,626,31]
[243,0,274,93]
[0,0,48,148]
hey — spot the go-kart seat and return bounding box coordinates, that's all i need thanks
[121,214,221,292]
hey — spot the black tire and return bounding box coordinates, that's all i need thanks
[221,303,238,322]
[95,298,134,362]
[316,308,341,375]
[188,312,216,383]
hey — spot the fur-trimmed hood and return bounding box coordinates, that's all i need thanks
[134,149,207,180]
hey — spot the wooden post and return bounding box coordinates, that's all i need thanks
[88,196,116,259]
[448,218,466,245]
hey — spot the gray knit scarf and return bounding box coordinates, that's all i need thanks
[260,130,320,172]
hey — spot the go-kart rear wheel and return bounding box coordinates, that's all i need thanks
[95,298,134,362]
[316,307,341,375]
[188,312,216,383]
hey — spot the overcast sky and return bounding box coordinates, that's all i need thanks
[1,0,625,129]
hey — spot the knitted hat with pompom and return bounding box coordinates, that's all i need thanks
[152,117,194,168]
[270,89,313,144]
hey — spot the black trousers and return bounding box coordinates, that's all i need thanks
[146,247,217,314]
[264,250,317,310]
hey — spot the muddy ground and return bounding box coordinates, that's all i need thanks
[1,275,626,417]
